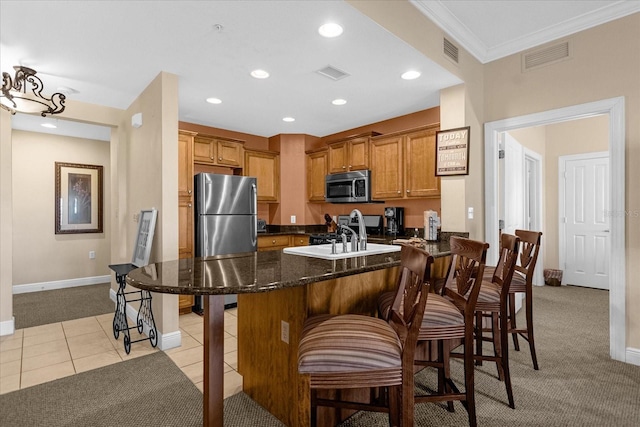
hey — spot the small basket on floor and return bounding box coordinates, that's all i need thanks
[544,269,563,286]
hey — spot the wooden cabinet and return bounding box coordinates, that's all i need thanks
[244,150,280,202]
[257,234,310,251]
[370,124,440,200]
[326,132,379,174]
[306,149,328,202]
[178,130,196,314]
[258,235,292,252]
[193,134,244,168]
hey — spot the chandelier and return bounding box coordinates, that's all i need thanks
[0,66,66,116]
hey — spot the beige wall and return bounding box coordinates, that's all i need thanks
[508,115,609,271]
[11,131,111,285]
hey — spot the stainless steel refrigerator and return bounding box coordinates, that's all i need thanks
[194,173,257,309]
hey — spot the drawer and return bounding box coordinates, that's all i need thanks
[258,235,291,249]
[292,235,310,246]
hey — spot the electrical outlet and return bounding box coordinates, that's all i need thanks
[89,251,96,259]
[281,320,290,344]
[468,207,474,219]
[290,215,296,224]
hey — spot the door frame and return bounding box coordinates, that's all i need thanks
[484,96,626,362]
[523,147,544,287]
[558,151,610,288]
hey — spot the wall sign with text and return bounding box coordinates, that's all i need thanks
[435,126,470,176]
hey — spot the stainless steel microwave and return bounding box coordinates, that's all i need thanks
[325,170,372,203]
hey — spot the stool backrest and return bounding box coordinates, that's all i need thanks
[492,233,521,294]
[388,244,434,354]
[443,236,489,317]
[514,229,542,284]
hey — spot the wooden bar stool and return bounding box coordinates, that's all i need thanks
[474,233,520,408]
[298,244,434,426]
[480,230,542,370]
[379,236,489,427]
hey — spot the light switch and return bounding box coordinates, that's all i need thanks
[290,215,296,224]
[468,207,474,219]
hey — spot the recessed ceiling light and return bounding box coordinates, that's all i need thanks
[282,117,295,122]
[206,97,222,104]
[332,99,347,106]
[401,70,421,80]
[250,69,269,79]
[41,123,57,129]
[319,23,343,38]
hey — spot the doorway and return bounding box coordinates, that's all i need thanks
[484,96,626,362]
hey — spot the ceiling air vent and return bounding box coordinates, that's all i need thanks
[522,41,571,72]
[316,65,350,81]
[443,37,459,64]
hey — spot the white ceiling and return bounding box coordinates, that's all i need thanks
[2,1,638,141]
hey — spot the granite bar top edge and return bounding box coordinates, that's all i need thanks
[126,241,452,296]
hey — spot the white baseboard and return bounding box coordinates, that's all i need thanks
[13,275,111,294]
[626,347,640,366]
[108,288,181,352]
[0,317,15,336]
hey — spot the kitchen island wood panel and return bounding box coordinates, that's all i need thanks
[237,267,399,427]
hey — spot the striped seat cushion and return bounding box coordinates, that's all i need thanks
[477,280,501,303]
[298,314,401,374]
[377,291,395,320]
[484,266,527,292]
[422,294,464,328]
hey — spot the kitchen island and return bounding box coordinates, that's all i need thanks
[126,241,453,427]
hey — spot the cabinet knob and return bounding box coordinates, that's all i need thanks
[406,190,410,193]
[188,190,192,194]
[272,240,276,244]
[218,157,222,161]
[342,165,346,169]
[188,203,192,207]
[210,156,214,160]
[397,191,401,194]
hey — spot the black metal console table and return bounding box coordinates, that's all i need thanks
[108,263,158,354]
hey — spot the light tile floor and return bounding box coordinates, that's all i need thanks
[0,308,242,398]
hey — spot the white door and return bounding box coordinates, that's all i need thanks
[503,134,524,235]
[561,153,610,289]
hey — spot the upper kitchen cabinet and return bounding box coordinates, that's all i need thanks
[326,132,380,174]
[370,124,440,200]
[193,134,244,168]
[244,149,280,202]
[178,130,196,198]
[306,148,328,202]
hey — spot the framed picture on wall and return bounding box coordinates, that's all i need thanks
[435,126,471,176]
[55,162,104,234]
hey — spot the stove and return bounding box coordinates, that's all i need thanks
[308,233,353,245]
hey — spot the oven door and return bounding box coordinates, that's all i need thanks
[325,171,371,203]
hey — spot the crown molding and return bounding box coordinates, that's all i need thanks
[410,0,640,64]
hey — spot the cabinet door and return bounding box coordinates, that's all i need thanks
[370,136,403,199]
[327,142,348,174]
[193,136,216,164]
[178,131,194,198]
[245,150,279,202]
[257,235,290,251]
[178,198,193,258]
[307,150,328,202]
[216,140,243,168]
[348,137,369,171]
[292,235,310,246]
[404,127,440,198]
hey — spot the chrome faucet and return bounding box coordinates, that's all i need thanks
[339,225,358,252]
[350,208,367,251]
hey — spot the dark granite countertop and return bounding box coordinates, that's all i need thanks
[126,241,452,296]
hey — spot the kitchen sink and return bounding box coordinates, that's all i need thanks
[282,243,400,260]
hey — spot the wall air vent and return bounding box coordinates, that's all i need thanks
[443,37,459,64]
[316,65,350,81]
[522,41,571,72]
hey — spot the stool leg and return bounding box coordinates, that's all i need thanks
[525,291,539,370]
[500,309,515,408]
[492,312,504,381]
[509,293,520,351]
[475,311,483,366]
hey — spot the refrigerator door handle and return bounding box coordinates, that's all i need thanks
[251,182,258,245]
